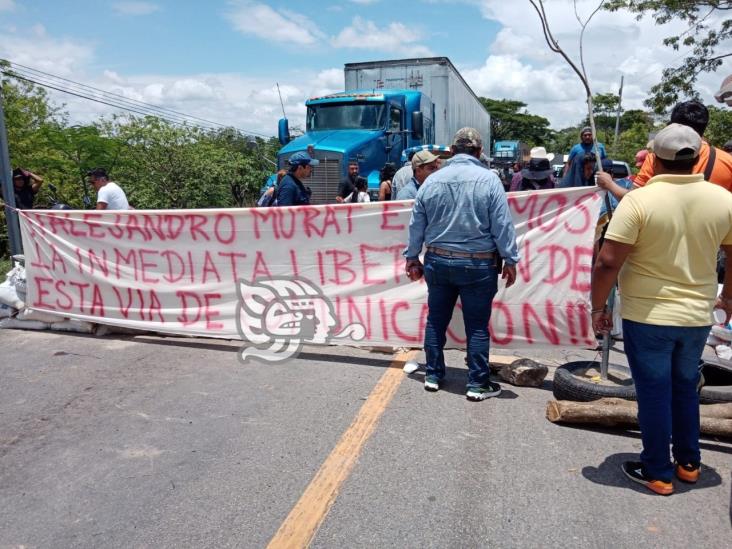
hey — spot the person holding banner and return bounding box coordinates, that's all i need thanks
[591,123,732,496]
[277,152,318,207]
[404,127,519,401]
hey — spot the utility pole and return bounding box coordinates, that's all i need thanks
[0,83,22,256]
[613,75,624,155]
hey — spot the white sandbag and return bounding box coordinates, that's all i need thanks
[715,344,732,361]
[707,333,725,346]
[6,262,26,287]
[0,303,14,319]
[0,317,50,330]
[17,308,66,324]
[0,281,24,310]
[50,319,96,334]
[711,324,732,342]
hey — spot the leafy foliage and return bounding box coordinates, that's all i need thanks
[1,74,278,258]
[705,105,732,147]
[606,1,732,113]
[479,98,555,147]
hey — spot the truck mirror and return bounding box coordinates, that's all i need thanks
[278,118,291,145]
[411,112,423,139]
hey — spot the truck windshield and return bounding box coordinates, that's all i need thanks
[307,102,387,131]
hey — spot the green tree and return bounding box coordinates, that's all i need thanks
[1,65,67,255]
[479,98,554,147]
[615,123,655,167]
[620,109,654,131]
[606,1,732,113]
[1,68,280,259]
[583,92,621,145]
[705,105,732,148]
[547,126,581,158]
[106,117,271,209]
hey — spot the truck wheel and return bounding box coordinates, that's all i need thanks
[699,361,732,404]
[552,361,636,402]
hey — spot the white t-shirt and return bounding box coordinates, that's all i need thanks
[345,191,370,203]
[97,181,129,210]
[391,165,413,199]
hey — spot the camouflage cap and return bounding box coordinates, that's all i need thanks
[452,127,482,148]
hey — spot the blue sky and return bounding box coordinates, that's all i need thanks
[3,1,498,74]
[1,1,729,136]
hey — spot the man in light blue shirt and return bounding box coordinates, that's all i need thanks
[404,127,519,401]
[391,163,413,200]
[396,150,440,200]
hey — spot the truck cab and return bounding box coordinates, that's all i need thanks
[278,90,434,203]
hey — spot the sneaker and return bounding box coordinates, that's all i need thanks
[424,375,440,392]
[621,461,674,496]
[466,381,501,401]
[403,359,420,374]
[674,462,700,484]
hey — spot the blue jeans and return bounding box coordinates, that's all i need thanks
[423,252,498,389]
[623,319,710,481]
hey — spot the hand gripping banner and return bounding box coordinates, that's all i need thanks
[19,186,601,361]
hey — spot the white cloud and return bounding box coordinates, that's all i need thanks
[112,2,160,16]
[311,67,343,97]
[25,65,346,137]
[465,0,732,128]
[0,24,94,76]
[0,0,16,12]
[331,16,433,57]
[225,1,324,46]
[349,0,381,4]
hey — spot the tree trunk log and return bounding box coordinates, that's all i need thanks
[546,398,732,438]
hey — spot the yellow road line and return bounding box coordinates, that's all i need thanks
[266,350,416,549]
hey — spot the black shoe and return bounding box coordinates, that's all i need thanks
[466,381,501,401]
[621,461,673,495]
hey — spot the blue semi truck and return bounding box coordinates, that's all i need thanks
[276,57,491,203]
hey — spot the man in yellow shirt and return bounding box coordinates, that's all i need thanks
[591,123,732,496]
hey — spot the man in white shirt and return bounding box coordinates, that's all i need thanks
[87,168,130,210]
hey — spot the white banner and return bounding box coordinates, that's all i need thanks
[19,187,601,360]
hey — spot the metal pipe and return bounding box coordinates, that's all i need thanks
[0,85,23,256]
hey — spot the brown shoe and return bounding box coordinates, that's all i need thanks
[622,461,674,496]
[675,462,700,484]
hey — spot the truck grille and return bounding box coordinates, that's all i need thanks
[308,158,342,204]
[280,152,343,205]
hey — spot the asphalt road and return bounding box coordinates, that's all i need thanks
[0,329,730,548]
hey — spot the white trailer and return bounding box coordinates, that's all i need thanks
[344,57,491,147]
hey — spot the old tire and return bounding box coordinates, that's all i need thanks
[552,361,636,402]
[700,361,732,404]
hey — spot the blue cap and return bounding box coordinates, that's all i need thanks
[288,151,320,167]
[601,158,614,171]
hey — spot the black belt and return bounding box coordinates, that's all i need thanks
[426,246,496,259]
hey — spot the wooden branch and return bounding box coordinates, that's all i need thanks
[546,398,732,438]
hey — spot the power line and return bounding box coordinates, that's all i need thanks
[7,71,190,125]
[8,60,262,134]
[1,59,272,138]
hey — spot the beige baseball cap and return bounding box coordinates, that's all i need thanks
[652,123,701,161]
[411,150,440,168]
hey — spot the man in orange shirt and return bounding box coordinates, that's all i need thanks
[634,101,732,190]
